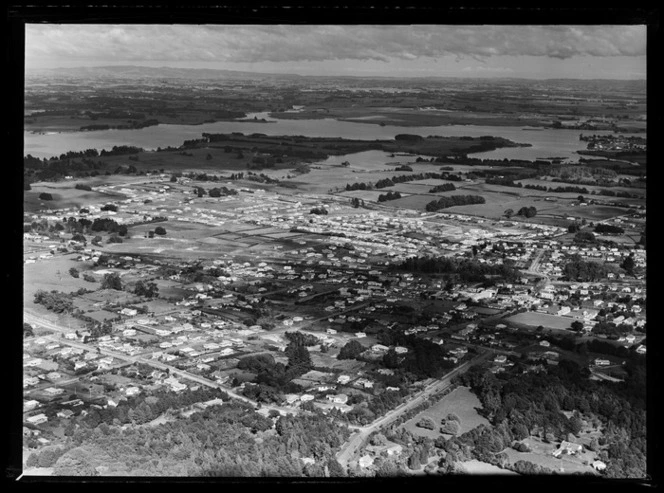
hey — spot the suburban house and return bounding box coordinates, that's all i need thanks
[56,409,75,419]
[358,455,374,468]
[327,393,349,404]
[164,376,187,392]
[23,400,40,411]
[26,413,48,425]
[337,375,351,384]
[552,441,583,457]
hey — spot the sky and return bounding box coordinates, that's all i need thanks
[25,24,647,79]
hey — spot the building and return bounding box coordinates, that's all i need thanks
[56,409,75,419]
[371,344,389,353]
[358,455,374,468]
[124,387,141,396]
[26,413,48,425]
[552,441,583,457]
[23,400,40,412]
[337,375,351,384]
[327,393,349,404]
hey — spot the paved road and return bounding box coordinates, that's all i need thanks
[335,351,492,468]
[23,311,299,415]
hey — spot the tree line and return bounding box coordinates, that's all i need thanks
[424,195,485,212]
[390,255,520,283]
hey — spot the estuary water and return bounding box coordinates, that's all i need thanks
[24,112,614,162]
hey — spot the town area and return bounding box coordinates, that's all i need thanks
[23,155,646,477]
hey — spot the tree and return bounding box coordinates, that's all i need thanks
[285,341,313,376]
[408,452,421,470]
[101,272,122,291]
[440,420,460,435]
[154,226,167,235]
[134,280,159,298]
[69,267,80,278]
[338,340,365,360]
[504,208,514,219]
[170,175,177,182]
[26,452,39,468]
[370,433,388,446]
[326,458,346,477]
[39,192,53,201]
[37,447,65,468]
[517,206,537,218]
[382,348,400,368]
[23,323,35,338]
[571,320,584,332]
[621,255,635,275]
[416,416,436,430]
[569,415,583,436]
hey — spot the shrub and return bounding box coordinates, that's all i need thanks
[440,420,460,435]
[416,416,436,430]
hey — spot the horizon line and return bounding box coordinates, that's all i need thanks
[25,64,648,82]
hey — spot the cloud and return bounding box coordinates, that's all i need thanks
[25,24,647,66]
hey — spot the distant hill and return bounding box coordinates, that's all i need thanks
[25,65,647,92]
[25,65,305,81]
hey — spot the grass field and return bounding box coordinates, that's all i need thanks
[382,194,436,211]
[23,254,98,311]
[506,312,575,331]
[458,460,519,475]
[402,386,490,439]
[502,436,598,475]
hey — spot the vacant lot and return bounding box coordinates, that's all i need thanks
[506,312,576,331]
[23,254,95,311]
[401,386,490,439]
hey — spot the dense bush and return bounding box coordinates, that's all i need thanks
[425,195,485,212]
